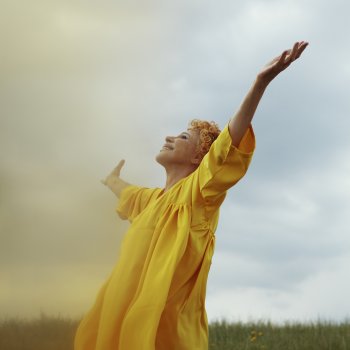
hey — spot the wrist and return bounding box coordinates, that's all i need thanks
[255,74,271,89]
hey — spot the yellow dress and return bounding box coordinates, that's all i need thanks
[74,124,255,350]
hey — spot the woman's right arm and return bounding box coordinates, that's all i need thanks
[101,159,131,198]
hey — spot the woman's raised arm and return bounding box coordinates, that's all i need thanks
[229,41,309,147]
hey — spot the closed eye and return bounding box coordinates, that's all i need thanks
[179,133,190,139]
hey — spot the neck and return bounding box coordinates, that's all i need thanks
[163,164,196,192]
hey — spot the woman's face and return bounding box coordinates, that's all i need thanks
[155,128,201,168]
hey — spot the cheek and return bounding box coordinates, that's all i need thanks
[175,141,197,158]
[187,145,199,160]
[190,141,199,154]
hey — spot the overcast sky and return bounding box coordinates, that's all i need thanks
[1,0,350,323]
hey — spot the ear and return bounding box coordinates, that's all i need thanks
[191,153,202,165]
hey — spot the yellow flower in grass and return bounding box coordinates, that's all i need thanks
[250,330,257,342]
[250,330,263,342]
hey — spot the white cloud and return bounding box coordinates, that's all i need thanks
[207,142,350,321]
[207,253,350,323]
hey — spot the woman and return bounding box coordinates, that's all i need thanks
[74,41,308,350]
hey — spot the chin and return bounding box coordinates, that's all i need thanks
[156,150,174,168]
[155,152,166,166]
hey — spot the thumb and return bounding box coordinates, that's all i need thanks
[113,159,126,177]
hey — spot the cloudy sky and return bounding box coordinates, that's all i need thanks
[1,0,350,323]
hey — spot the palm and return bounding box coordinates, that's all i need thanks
[258,41,308,82]
[101,159,125,187]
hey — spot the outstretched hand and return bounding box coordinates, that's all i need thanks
[101,159,125,186]
[101,160,130,197]
[258,41,309,84]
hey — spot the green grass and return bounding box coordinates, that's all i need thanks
[209,319,350,350]
[1,316,350,350]
[0,314,78,350]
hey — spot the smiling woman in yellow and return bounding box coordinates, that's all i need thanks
[74,41,308,350]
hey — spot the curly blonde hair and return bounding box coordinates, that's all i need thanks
[188,119,221,160]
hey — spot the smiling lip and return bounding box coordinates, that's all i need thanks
[162,144,173,150]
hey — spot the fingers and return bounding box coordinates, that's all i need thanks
[277,41,308,69]
[101,159,126,186]
[278,50,289,64]
[288,42,300,61]
[258,40,308,82]
[279,42,298,66]
[287,41,309,62]
[113,159,125,177]
[295,41,309,59]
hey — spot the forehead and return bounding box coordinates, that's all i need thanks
[185,127,199,135]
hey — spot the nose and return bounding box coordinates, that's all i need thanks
[165,135,174,142]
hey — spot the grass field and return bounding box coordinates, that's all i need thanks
[209,319,350,350]
[1,315,350,350]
